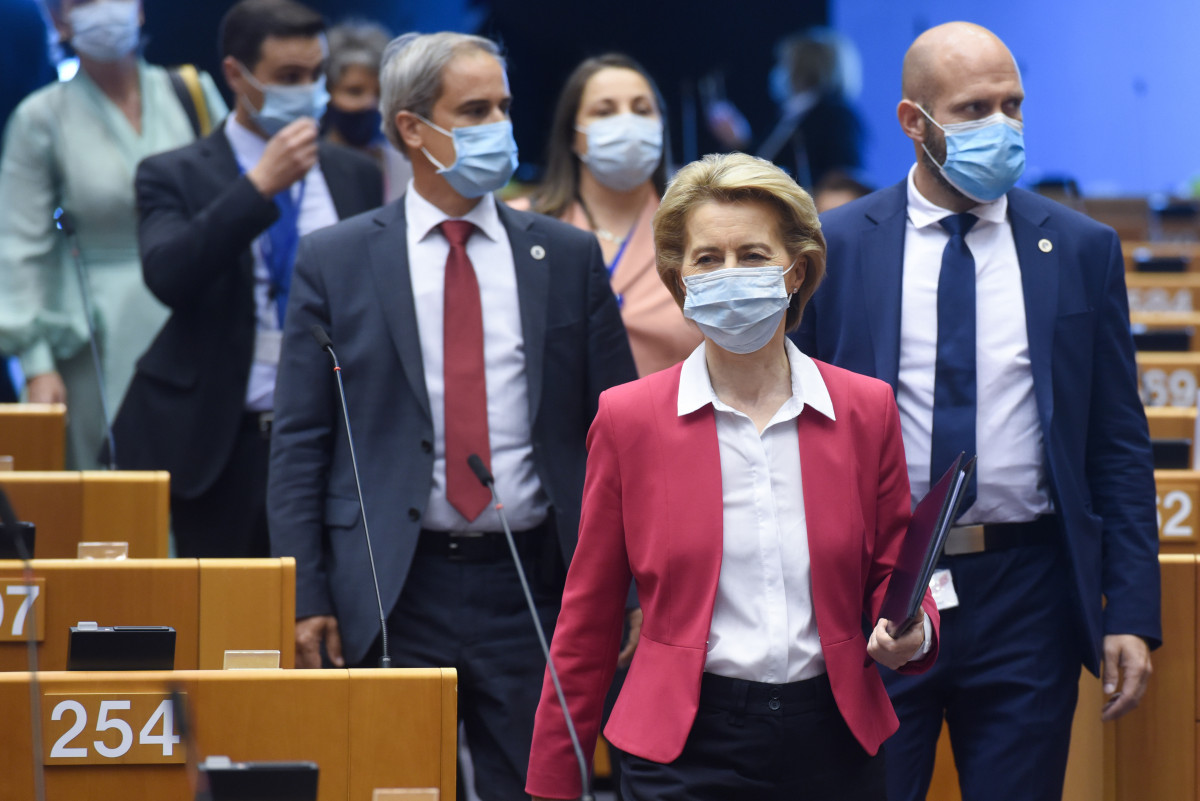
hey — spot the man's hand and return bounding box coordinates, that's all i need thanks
[617,607,643,669]
[1100,634,1152,721]
[26,371,66,404]
[247,118,319,198]
[295,614,343,669]
[868,609,926,671]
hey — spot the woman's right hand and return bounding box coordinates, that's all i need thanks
[26,371,66,404]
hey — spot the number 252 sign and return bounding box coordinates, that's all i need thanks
[42,693,184,765]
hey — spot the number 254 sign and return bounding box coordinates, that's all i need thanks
[41,693,184,765]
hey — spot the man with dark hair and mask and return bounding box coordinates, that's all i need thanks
[267,30,635,801]
[792,21,1160,801]
[110,0,382,557]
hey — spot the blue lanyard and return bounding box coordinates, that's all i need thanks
[606,217,636,309]
[233,152,307,327]
[258,179,307,327]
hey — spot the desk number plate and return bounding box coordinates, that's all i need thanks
[0,578,45,642]
[42,692,185,765]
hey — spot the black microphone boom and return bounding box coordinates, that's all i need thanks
[58,209,117,470]
[467,453,594,801]
[310,325,392,668]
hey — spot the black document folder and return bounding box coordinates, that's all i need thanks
[879,453,977,638]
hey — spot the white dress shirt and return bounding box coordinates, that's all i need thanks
[225,114,339,411]
[405,181,548,532]
[899,165,1052,523]
[679,339,832,684]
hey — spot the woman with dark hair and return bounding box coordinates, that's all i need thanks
[526,53,701,377]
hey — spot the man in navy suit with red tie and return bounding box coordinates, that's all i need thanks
[793,21,1160,801]
[267,31,636,801]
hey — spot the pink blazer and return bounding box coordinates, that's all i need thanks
[526,359,940,799]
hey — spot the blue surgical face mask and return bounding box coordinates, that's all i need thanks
[69,0,140,63]
[683,263,796,354]
[576,114,663,192]
[240,64,329,137]
[920,108,1025,203]
[418,116,519,199]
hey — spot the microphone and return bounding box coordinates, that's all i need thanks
[57,209,117,470]
[310,325,391,668]
[2,487,46,801]
[467,454,594,801]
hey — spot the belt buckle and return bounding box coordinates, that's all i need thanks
[944,525,985,556]
[257,411,274,436]
[446,531,486,562]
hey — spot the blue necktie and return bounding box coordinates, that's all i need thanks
[931,213,978,514]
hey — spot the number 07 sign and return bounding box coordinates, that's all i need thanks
[41,693,184,765]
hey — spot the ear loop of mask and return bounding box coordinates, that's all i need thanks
[414,114,454,170]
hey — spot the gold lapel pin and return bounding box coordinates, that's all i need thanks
[531,245,546,260]
[1038,238,1053,253]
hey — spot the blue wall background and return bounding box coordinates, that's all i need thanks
[831,0,1200,196]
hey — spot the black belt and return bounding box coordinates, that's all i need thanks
[244,410,274,439]
[700,672,834,714]
[416,523,548,563]
[942,515,1058,556]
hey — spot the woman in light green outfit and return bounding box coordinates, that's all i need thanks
[0,0,226,468]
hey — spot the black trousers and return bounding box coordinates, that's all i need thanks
[171,413,271,558]
[621,673,886,801]
[357,535,562,801]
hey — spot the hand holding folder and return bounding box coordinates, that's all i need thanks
[879,453,978,639]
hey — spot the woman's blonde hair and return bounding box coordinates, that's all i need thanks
[653,152,826,332]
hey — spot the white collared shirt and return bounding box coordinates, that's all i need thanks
[679,339,832,683]
[404,181,548,531]
[224,114,339,411]
[899,165,1051,523]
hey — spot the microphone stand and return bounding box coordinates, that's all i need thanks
[57,210,117,469]
[467,454,593,801]
[311,326,391,668]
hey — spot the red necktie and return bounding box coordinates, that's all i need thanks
[440,220,492,522]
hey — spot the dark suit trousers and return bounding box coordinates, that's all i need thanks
[171,413,271,558]
[619,673,885,801]
[356,537,561,801]
[881,542,1079,801]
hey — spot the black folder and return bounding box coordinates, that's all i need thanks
[879,453,977,638]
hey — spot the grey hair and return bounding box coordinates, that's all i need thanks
[379,31,504,154]
[326,19,392,87]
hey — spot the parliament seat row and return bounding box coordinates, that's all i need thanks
[0,558,295,671]
[0,668,457,801]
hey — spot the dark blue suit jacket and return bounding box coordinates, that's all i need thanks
[793,182,1161,673]
[267,196,637,664]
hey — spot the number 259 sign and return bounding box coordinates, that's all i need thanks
[42,693,184,765]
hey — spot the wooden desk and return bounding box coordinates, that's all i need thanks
[0,403,66,471]
[1155,470,1200,554]
[1124,241,1200,272]
[0,559,295,670]
[0,471,169,558]
[0,668,457,801]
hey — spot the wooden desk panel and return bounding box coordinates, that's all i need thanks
[0,559,296,671]
[1112,555,1195,801]
[1128,273,1200,313]
[197,558,296,669]
[1148,407,1198,442]
[0,559,197,671]
[80,471,169,552]
[348,668,457,800]
[0,403,66,470]
[0,471,168,558]
[0,669,457,801]
[0,473,82,557]
[1155,470,1200,553]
